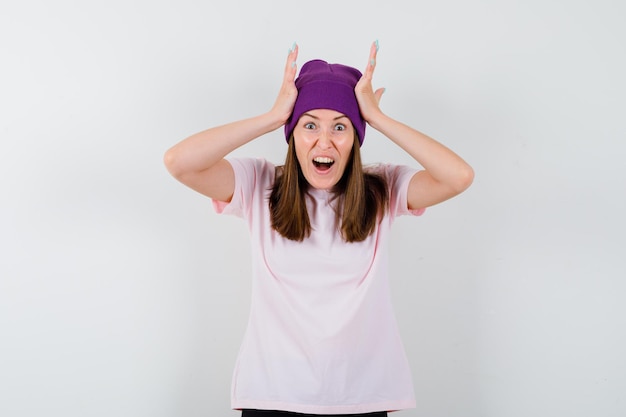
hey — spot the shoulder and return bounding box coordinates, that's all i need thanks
[364,163,417,184]
[228,157,277,182]
[228,157,275,171]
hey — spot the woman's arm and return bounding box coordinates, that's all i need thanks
[368,115,474,210]
[163,45,299,202]
[355,42,474,210]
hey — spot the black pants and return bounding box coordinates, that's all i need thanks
[241,410,387,417]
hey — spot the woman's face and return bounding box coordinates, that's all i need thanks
[293,109,355,190]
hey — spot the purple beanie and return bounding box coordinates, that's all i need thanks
[284,59,366,146]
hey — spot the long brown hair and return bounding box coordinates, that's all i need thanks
[269,133,388,242]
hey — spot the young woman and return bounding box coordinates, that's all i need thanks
[164,41,474,417]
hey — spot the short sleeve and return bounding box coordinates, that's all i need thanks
[371,163,425,220]
[211,157,275,218]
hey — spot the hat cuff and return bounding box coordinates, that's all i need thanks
[285,80,366,145]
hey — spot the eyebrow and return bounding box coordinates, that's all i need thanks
[302,112,349,121]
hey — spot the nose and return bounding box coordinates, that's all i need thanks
[317,129,333,149]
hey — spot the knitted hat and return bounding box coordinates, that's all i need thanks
[284,59,366,146]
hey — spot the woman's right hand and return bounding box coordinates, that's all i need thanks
[164,44,300,201]
[270,43,299,125]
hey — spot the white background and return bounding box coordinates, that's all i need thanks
[1,1,624,416]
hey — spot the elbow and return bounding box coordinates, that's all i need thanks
[163,147,184,179]
[454,164,475,193]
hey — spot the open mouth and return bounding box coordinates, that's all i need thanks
[313,156,335,171]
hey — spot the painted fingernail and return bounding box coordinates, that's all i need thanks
[291,61,296,68]
[375,39,380,51]
[370,58,376,67]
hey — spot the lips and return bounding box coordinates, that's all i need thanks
[312,156,335,171]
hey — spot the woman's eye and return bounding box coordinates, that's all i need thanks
[335,124,346,131]
[304,122,316,130]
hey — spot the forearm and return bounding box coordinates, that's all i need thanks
[369,113,473,190]
[164,111,284,176]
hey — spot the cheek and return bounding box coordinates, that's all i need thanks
[297,154,308,169]
[294,131,314,146]
[338,139,355,156]
[293,144,309,167]
[333,131,354,145]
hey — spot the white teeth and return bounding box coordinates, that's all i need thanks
[313,157,334,164]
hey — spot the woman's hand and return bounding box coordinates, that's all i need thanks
[353,41,474,209]
[270,43,299,125]
[355,41,386,127]
[164,43,303,201]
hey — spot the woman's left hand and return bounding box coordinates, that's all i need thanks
[355,41,386,125]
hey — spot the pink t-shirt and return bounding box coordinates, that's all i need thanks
[213,157,424,414]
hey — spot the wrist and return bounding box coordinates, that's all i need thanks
[260,110,290,132]
[365,111,389,131]
[267,107,292,130]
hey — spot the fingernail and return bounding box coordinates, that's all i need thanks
[370,58,376,67]
[375,39,379,51]
[291,61,296,68]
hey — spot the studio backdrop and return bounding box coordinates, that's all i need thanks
[1,1,624,416]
